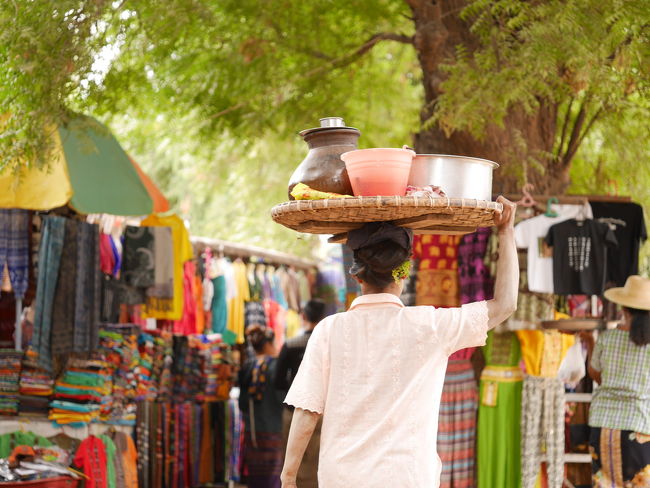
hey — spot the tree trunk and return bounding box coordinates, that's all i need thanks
[408,0,569,195]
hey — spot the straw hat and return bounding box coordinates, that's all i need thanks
[604,275,650,311]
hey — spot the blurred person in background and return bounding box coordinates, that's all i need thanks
[239,324,284,488]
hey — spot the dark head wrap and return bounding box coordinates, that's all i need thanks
[347,223,413,278]
[347,222,413,251]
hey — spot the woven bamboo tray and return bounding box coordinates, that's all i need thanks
[271,196,502,243]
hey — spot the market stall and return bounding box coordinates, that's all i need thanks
[0,115,324,487]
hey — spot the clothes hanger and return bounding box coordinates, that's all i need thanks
[516,184,537,207]
[544,197,559,217]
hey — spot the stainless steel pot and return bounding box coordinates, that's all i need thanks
[408,154,499,200]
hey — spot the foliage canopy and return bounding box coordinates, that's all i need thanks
[0,0,648,260]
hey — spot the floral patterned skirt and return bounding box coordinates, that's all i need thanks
[589,426,650,487]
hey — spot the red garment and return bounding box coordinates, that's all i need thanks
[173,261,197,335]
[263,298,285,350]
[413,234,461,307]
[449,347,476,360]
[99,234,115,275]
[74,436,108,488]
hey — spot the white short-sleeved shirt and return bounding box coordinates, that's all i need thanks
[284,293,489,488]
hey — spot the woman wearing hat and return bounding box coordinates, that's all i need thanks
[584,275,650,487]
[239,324,285,488]
[280,197,519,488]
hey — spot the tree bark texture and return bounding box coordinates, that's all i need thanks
[408,0,569,195]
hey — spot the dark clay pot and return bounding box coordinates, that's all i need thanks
[288,118,361,199]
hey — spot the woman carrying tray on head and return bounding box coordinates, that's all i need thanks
[280,196,519,488]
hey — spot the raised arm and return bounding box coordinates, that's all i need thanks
[486,196,519,329]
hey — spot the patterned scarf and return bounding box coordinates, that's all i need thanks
[248,356,271,403]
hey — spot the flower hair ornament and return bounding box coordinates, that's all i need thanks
[392,260,412,283]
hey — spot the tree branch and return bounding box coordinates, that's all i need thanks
[403,0,422,10]
[561,101,587,167]
[565,107,602,164]
[303,32,414,78]
[555,97,573,160]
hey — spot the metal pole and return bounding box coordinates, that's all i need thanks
[14,298,22,351]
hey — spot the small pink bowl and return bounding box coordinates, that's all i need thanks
[341,148,415,196]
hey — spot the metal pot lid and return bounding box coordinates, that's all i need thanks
[414,154,499,168]
[299,116,360,137]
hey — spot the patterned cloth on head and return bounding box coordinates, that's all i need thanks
[0,210,30,299]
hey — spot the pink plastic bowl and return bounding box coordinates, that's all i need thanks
[341,148,415,196]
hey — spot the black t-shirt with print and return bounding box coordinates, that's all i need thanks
[589,201,647,287]
[545,219,618,295]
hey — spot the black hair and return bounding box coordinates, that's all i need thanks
[303,299,326,324]
[246,324,275,353]
[625,307,650,346]
[351,240,411,289]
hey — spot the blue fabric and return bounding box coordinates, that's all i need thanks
[50,400,99,413]
[32,216,66,371]
[0,209,30,299]
[211,275,228,334]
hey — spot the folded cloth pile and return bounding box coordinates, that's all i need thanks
[0,350,23,415]
[97,326,139,425]
[48,359,110,427]
[137,330,173,401]
[19,350,54,415]
[195,335,232,402]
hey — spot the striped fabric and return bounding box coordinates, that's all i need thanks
[244,431,283,488]
[437,359,478,488]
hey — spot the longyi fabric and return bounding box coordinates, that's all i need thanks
[437,359,478,488]
[32,216,66,370]
[0,209,30,299]
[74,221,101,353]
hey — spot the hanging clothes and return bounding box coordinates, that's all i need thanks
[149,226,174,300]
[74,435,109,488]
[173,261,197,335]
[74,221,101,353]
[414,234,461,307]
[227,259,250,344]
[517,330,574,488]
[141,214,193,321]
[458,228,494,304]
[98,434,118,488]
[50,219,78,358]
[0,209,30,299]
[32,216,66,370]
[211,274,228,335]
[477,331,523,488]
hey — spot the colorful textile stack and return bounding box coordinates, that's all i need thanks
[19,350,53,415]
[137,330,173,401]
[49,359,111,426]
[0,349,22,415]
[194,335,233,402]
[97,326,139,425]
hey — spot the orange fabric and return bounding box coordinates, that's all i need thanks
[194,274,205,334]
[129,158,170,213]
[121,432,138,488]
